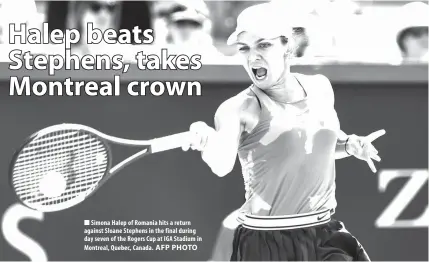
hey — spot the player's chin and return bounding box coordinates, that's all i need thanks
[250,75,271,89]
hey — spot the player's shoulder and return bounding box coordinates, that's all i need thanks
[215,86,259,118]
[295,73,332,87]
[295,73,333,96]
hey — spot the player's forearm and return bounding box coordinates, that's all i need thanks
[201,131,237,177]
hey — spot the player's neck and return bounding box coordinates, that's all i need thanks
[264,72,306,104]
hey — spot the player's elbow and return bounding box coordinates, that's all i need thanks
[202,146,237,177]
[202,139,237,177]
[211,164,234,177]
[205,155,235,177]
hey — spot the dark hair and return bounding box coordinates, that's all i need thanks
[280,36,288,45]
[397,26,429,53]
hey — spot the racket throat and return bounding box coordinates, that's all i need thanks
[109,148,149,175]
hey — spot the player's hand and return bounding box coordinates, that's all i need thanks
[182,121,215,152]
[346,129,386,173]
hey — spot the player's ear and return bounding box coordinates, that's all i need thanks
[281,36,293,58]
[280,36,288,48]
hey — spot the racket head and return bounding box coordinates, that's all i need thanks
[9,124,112,212]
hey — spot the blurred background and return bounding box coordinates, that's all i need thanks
[0,0,428,64]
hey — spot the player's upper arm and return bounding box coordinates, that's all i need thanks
[315,74,341,132]
[203,95,247,177]
[316,74,335,107]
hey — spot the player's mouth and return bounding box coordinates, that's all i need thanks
[252,66,267,81]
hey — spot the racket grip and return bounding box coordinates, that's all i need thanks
[150,131,191,153]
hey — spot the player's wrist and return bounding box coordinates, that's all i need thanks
[345,137,352,155]
[345,135,360,156]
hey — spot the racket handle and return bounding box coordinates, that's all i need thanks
[150,131,191,153]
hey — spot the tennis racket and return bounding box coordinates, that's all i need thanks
[9,123,190,212]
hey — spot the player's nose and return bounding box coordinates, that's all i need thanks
[248,51,262,64]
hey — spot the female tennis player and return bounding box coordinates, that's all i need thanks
[183,3,384,261]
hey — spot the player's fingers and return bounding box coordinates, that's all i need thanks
[184,129,200,151]
[369,144,378,154]
[191,133,204,151]
[187,132,197,150]
[196,138,205,151]
[366,129,386,142]
[370,153,381,162]
[200,133,209,150]
[190,138,199,150]
[367,158,377,173]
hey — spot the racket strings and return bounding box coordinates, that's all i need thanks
[16,137,106,203]
[14,137,94,184]
[14,134,80,191]
[13,144,105,185]
[14,132,97,168]
[11,129,109,208]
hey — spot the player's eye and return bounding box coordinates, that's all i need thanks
[258,42,272,49]
[238,46,250,52]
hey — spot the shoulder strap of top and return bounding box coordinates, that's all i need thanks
[249,85,279,113]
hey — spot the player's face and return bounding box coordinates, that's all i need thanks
[236,32,288,89]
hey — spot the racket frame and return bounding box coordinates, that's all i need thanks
[8,124,114,212]
[9,123,189,212]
